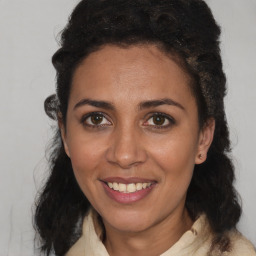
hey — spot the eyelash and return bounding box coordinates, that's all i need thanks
[80,112,175,129]
[81,112,112,128]
[143,112,175,129]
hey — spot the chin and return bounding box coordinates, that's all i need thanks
[101,208,156,233]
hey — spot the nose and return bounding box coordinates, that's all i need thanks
[106,126,147,169]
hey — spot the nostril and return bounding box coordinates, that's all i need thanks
[105,131,148,168]
[105,146,147,169]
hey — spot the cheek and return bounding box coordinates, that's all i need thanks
[151,134,197,167]
[66,133,107,185]
[152,143,195,207]
[148,130,198,184]
[70,143,96,169]
[66,137,108,207]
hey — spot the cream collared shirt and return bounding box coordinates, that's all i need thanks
[66,210,256,256]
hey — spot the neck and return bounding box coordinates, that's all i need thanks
[103,208,193,256]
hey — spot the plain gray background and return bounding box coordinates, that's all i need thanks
[0,0,255,255]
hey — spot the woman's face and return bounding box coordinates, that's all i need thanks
[61,45,214,234]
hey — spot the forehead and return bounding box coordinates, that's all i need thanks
[70,44,194,108]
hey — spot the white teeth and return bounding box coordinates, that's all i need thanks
[113,182,119,191]
[106,182,152,193]
[119,183,126,192]
[108,182,113,189]
[136,183,143,191]
[127,183,136,193]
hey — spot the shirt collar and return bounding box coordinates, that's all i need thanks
[66,208,211,256]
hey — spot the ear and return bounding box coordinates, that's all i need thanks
[58,114,70,158]
[195,118,215,164]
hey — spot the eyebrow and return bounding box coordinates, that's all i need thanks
[139,98,185,111]
[73,99,115,111]
[73,97,184,111]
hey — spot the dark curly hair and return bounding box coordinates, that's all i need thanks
[34,0,241,255]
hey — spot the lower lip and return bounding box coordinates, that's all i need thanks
[102,182,156,204]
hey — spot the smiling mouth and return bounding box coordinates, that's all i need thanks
[106,182,153,193]
[101,178,157,203]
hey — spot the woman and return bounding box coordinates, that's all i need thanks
[35,0,256,255]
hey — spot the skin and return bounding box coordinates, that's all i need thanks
[61,44,215,256]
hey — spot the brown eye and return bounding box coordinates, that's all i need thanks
[90,114,103,125]
[83,113,111,127]
[144,113,174,128]
[152,115,166,125]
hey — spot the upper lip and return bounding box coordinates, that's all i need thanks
[101,177,157,184]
